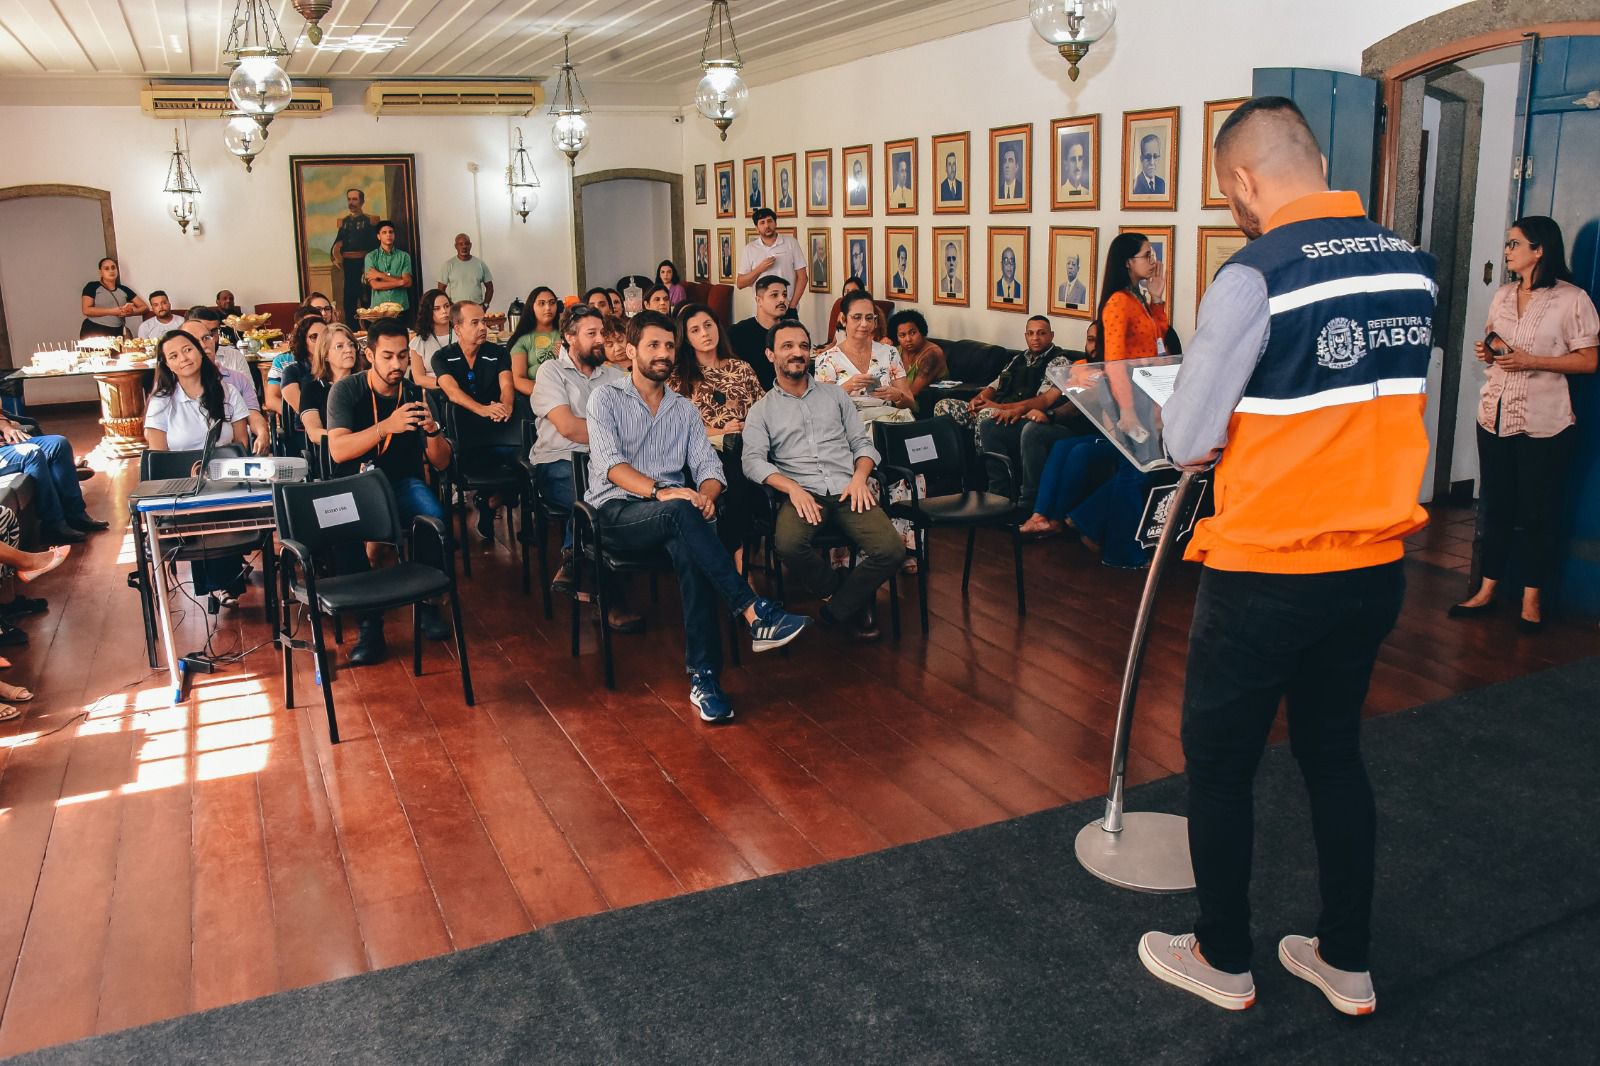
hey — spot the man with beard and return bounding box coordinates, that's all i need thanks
[532,304,626,598]
[584,310,810,723]
[330,188,380,326]
[729,275,789,390]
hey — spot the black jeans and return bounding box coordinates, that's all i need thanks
[1182,561,1405,974]
[1475,424,1577,590]
[597,497,759,676]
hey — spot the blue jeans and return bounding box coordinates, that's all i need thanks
[1067,458,1152,568]
[536,459,575,550]
[391,475,445,525]
[0,434,86,526]
[1183,562,1404,974]
[597,497,759,676]
[1032,436,1115,520]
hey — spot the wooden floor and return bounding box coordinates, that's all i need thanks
[0,412,1592,1057]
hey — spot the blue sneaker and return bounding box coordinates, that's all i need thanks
[690,671,734,723]
[747,598,809,653]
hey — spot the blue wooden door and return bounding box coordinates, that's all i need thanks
[1517,36,1600,614]
[1252,68,1380,211]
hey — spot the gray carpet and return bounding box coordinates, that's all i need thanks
[15,658,1600,1065]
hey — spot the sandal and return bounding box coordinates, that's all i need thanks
[0,704,18,722]
[18,545,70,584]
[0,681,32,702]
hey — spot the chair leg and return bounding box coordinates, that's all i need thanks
[306,606,340,744]
[918,528,931,635]
[457,486,473,577]
[888,569,901,640]
[597,569,616,690]
[727,604,742,667]
[412,602,423,676]
[517,504,531,596]
[569,556,582,657]
[333,611,343,645]
[280,595,295,710]
[536,514,554,620]
[1012,526,1027,616]
[136,534,158,669]
[449,586,474,706]
[961,528,977,594]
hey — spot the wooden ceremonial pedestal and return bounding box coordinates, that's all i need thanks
[92,368,150,459]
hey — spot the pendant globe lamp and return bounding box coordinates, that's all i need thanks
[507,127,541,221]
[695,0,746,141]
[1028,0,1117,82]
[163,127,202,233]
[224,0,293,129]
[548,34,591,166]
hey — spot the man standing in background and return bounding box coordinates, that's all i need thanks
[438,233,494,308]
[137,291,180,339]
[330,188,381,327]
[363,221,414,315]
[737,208,808,305]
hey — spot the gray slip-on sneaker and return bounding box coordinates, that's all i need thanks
[1278,935,1377,1016]
[1138,931,1256,1011]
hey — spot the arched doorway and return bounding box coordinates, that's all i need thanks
[572,168,685,295]
[0,184,119,372]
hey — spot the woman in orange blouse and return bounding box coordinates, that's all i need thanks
[1020,233,1168,566]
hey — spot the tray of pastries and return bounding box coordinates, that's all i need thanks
[357,302,406,321]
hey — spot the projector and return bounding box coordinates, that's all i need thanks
[207,456,310,483]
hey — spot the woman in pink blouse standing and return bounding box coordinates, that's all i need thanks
[1450,216,1598,632]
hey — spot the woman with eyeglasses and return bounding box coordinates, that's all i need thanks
[144,329,253,606]
[405,288,453,390]
[825,276,886,344]
[1449,216,1598,632]
[287,322,367,446]
[1020,232,1168,566]
[265,314,326,415]
[508,286,563,396]
[673,303,764,565]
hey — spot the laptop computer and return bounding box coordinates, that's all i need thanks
[128,418,232,501]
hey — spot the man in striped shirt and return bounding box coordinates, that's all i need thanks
[584,310,809,724]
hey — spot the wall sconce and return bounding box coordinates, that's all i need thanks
[163,126,202,233]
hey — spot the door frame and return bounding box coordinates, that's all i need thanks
[571,168,685,294]
[0,184,118,370]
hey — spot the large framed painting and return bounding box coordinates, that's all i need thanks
[805,149,833,216]
[988,123,1032,212]
[988,226,1030,312]
[772,153,799,217]
[931,226,969,307]
[885,137,917,214]
[843,227,872,290]
[290,153,420,321]
[1122,106,1179,211]
[1050,114,1099,210]
[884,226,918,302]
[1196,226,1248,317]
[1119,223,1174,306]
[843,144,872,217]
[931,131,970,214]
[714,160,735,218]
[808,228,832,293]
[1201,98,1246,208]
[1047,226,1098,320]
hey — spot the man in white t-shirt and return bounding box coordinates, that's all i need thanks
[736,208,808,304]
[438,233,495,307]
[137,290,182,339]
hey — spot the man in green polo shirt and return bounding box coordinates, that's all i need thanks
[362,219,414,313]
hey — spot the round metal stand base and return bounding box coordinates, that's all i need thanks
[1075,812,1195,893]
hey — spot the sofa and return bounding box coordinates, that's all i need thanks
[926,336,1012,403]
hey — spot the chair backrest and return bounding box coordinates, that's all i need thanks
[872,415,969,496]
[443,400,527,450]
[680,281,734,328]
[252,302,301,333]
[140,443,244,481]
[274,469,401,553]
[930,337,1012,386]
[571,451,590,502]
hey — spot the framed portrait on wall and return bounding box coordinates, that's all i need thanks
[989,124,1032,212]
[884,227,918,301]
[1048,227,1098,320]
[693,229,711,282]
[290,153,421,316]
[805,149,832,216]
[717,228,735,283]
[988,226,1030,312]
[1120,223,1174,305]
[1122,107,1179,210]
[808,228,832,293]
[931,227,969,306]
[1196,226,1248,313]
[843,227,872,290]
[931,131,970,214]
[885,138,917,214]
[714,160,735,219]
[1202,98,1246,208]
[743,157,766,216]
[694,164,707,205]
[772,153,798,217]
[1050,114,1099,210]
[843,145,872,217]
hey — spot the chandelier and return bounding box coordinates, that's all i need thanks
[507,128,541,222]
[695,1,746,141]
[224,0,293,131]
[1028,0,1117,82]
[548,34,591,166]
[162,127,202,233]
[223,110,267,173]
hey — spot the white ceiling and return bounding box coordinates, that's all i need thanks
[0,0,1017,104]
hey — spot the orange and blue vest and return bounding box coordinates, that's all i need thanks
[1186,192,1439,574]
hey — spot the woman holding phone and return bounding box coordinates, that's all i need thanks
[1450,216,1598,631]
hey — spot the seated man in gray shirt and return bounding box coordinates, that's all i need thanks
[742,320,907,641]
[585,311,809,723]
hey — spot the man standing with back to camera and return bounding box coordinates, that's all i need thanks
[1138,97,1437,1017]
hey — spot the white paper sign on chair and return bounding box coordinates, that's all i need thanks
[905,435,938,463]
[315,491,361,529]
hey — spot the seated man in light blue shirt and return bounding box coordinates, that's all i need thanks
[585,310,809,723]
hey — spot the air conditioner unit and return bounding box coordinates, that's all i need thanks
[140,83,333,118]
[364,81,544,115]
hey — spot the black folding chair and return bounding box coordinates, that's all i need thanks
[439,403,530,586]
[873,415,1027,633]
[132,445,274,667]
[569,453,741,689]
[273,470,473,743]
[517,419,569,619]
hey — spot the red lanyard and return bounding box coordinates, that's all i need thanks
[369,375,393,456]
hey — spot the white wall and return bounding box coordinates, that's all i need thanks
[581,178,673,292]
[681,0,1469,346]
[0,104,683,320]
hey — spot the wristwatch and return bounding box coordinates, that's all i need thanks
[650,481,670,499]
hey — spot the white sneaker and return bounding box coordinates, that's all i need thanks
[1278,935,1376,1016]
[1138,931,1256,1011]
